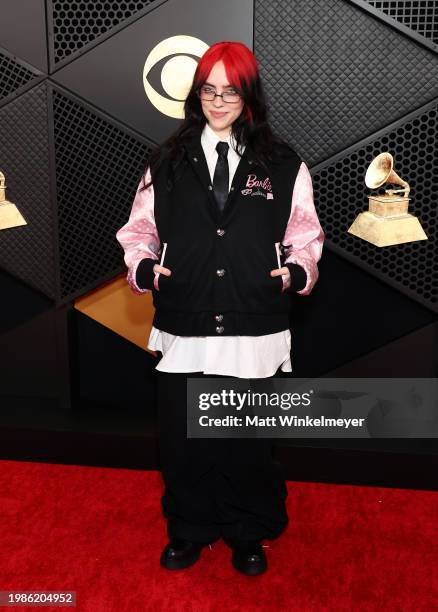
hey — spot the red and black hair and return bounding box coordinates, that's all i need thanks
[193,41,258,124]
[141,41,293,191]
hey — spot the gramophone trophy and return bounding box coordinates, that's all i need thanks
[0,171,27,230]
[347,152,427,247]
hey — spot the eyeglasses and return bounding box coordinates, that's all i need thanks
[197,85,242,104]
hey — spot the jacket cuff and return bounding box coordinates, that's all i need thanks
[135,258,156,290]
[286,262,307,292]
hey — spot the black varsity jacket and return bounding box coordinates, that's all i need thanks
[116,125,324,336]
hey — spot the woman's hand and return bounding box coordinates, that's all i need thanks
[271,266,291,289]
[153,263,172,276]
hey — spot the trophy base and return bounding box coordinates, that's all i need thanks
[0,202,27,230]
[347,211,427,247]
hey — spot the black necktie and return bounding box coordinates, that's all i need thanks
[213,141,229,214]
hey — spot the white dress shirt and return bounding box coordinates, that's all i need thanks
[146,122,293,378]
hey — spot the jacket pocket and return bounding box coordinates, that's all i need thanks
[272,242,284,292]
[154,242,168,292]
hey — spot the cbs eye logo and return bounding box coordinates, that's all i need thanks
[143,35,209,119]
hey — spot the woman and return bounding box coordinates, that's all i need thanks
[116,41,324,576]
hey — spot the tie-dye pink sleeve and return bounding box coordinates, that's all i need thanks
[115,167,160,294]
[282,161,324,295]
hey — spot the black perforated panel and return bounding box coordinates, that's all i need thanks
[255,0,438,166]
[0,51,39,103]
[366,0,438,45]
[50,0,157,64]
[52,87,154,301]
[255,0,438,312]
[0,83,56,298]
[312,100,438,311]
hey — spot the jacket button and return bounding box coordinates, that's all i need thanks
[216,228,225,237]
[193,156,198,162]
[215,314,223,322]
[230,186,235,191]
[208,185,213,190]
[216,268,225,277]
[216,326,224,334]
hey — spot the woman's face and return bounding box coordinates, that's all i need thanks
[200,60,244,138]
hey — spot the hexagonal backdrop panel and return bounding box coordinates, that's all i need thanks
[366,0,438,45]
[0,50,43,106]
[0,83,55,298]
[312,99,438,311]
[52,85,154,301]
[254,0,438,166]
[49,0,160,66]
[52,0,254,142]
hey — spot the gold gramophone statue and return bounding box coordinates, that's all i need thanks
[0,171,27,230]
[348,152,427,247]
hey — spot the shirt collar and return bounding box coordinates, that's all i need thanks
[201,122,244,157]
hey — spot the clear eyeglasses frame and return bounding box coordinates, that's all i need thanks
[197,85,243,104]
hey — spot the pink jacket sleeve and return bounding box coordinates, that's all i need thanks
[281,161,324,295]
[115,167,161,294]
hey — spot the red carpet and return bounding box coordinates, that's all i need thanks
[0,459,437,611]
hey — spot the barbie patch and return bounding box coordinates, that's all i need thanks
[241,174,274,199]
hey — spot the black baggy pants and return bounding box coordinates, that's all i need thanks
[156,368,289,544]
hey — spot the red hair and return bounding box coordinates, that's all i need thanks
[194,41,258,123]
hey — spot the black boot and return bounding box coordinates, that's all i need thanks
[228,539,267,576]
[160,538,204,570]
